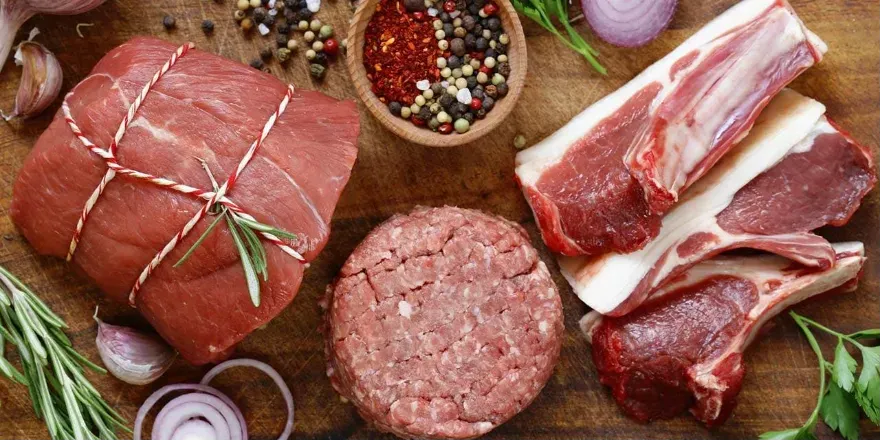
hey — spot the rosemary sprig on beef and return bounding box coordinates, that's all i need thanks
[0,266,129,439]
[174,160,297,307]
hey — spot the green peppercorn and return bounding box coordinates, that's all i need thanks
[310,63,326,80]
[454,118,470,133]
[287,39,299,51]
[430,102,442,114]
[401,106,412,118]
[433,20,443,30]
[437,111,451,123]
[414,95,427,106]
[440,67,452,78]
[492,73,505,85]
[513,134,527,149]
[304,31,315,42]
[277,48,291,62]
[455,78,467,89]
[305,49,317,60]
[410,103,421,114]
[429,117,441,130]
[499,34,510,45]
[498,54,508,63]
[423,89,435,100]
[236,0,250,10]
[298,20,309,31]
[312,40,324,52]
[476,72,488,84]
[461,65,474,76]
[319,24,334,40]
[437,57,447,69]
[310,19,322,32]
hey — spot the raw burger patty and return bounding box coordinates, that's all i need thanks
[324,206,563,439]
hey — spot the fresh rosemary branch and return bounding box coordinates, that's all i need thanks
[174,160,297,308]
[0,266,129,439]
[760,312,879,440]
[511,0,606,74]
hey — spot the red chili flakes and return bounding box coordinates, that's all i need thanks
[363,0,441,105]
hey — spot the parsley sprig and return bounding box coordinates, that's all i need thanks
[510,0,606,74]
[0,266,128,439]
[760,312,879,440]
[174,160,297,308]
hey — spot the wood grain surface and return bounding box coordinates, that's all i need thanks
[0,0,878,439]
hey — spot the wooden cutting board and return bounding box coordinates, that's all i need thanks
[0,0,878,439]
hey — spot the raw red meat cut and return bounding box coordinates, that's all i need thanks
[10,37,360,364]
[514,0,826,256]
[581,242,866,427]
[325,207,563,439]
[560,90,876,316]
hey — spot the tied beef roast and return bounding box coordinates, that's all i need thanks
[11,37,360,364]
[581,243,866,427]
[514,0,826,256]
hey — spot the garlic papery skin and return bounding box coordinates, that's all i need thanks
[2,34,62,120]
[95,319,177,386]
[0,0,106,73]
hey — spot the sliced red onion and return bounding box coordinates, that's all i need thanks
[134,383,247,440]
[581,0,678,48]
[201,358,295,440]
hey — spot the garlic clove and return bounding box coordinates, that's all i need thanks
[2,34,62,121]
[95,317,176,386]
[1,0,107,73]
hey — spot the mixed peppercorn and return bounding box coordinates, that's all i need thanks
[365,0,512,134]
[163,0,344,80]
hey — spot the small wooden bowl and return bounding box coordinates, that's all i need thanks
[347,0,527,147]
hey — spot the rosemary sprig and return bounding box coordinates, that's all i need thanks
[174,160,297,307]
[0,265,129,439]
[511,0,606,74]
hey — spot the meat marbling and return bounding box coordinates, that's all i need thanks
[515,0,826,256]
[560,90,876,316]
[581,242,866,427]
[11,37,360,364]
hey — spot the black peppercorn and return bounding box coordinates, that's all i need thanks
[484,48,497,59]
[464,34,476,50]
[443,23,455,36]
[312,52,328,65]
[487,17,501,31]
[260,48,273,60]
[202,20,214,34]
[278,23,290,34]
[468,4,480,15]
[454,102,469,115]
[466,76,477,89]
[476,108,487,119]
[431,83,445,96]
[484,84,498,98]
[162,15,176,30]
[475,37,488,51]
[249,59,264,69]
[438,93,454,109]
[482,96,495,111]
[497,62,511,78]
[456,0,466,10]
[496,82,509,97]
[253,7,268,23]
[310,63,326,80]
[299,8,313,20]
[276,34,289,47]
[463,112,474,124]
[474,0,486,7]
[447,55,462,69]
[440,12,451,22]
[404,0,425,12]
[472,24,482,35]
[388,101,403,116]
[471,88,485,100]
[284,0,298,7]
[462,14,477,30]
[451,38,466,56]
[496,43,507,54]
[418,106,432,121]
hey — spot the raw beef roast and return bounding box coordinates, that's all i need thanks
[560,90,876,316]
[581,242,866,426]
[11,37,360,364]
[514,0,826,256]
[325,207,563,439]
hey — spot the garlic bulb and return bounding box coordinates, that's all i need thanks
[95,317,176,386]
[0,0,107,73]
[1,29,61,120]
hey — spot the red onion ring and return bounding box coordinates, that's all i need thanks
[581,0,678,48]
[134,383,247,440]
[134,358,294,440]
[201,358,295,440]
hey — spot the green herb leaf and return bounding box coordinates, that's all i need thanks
[759,427,815,440]
[511,0,606,73]
[856,346,880,424]
[225,213,261,307]
[821,381,860,440]
[833,339,858,392]
[174,208,229,268]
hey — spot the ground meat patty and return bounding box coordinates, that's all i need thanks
[324,206,564,439]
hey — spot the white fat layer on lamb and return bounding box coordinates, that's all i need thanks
[514,0,827,188]
[559,90,829,315]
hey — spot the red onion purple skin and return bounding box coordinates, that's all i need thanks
[581,0,678,48]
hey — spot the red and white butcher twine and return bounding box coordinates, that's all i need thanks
[60,42,306,307]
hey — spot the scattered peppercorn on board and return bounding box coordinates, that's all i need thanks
[0,0,878,439]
